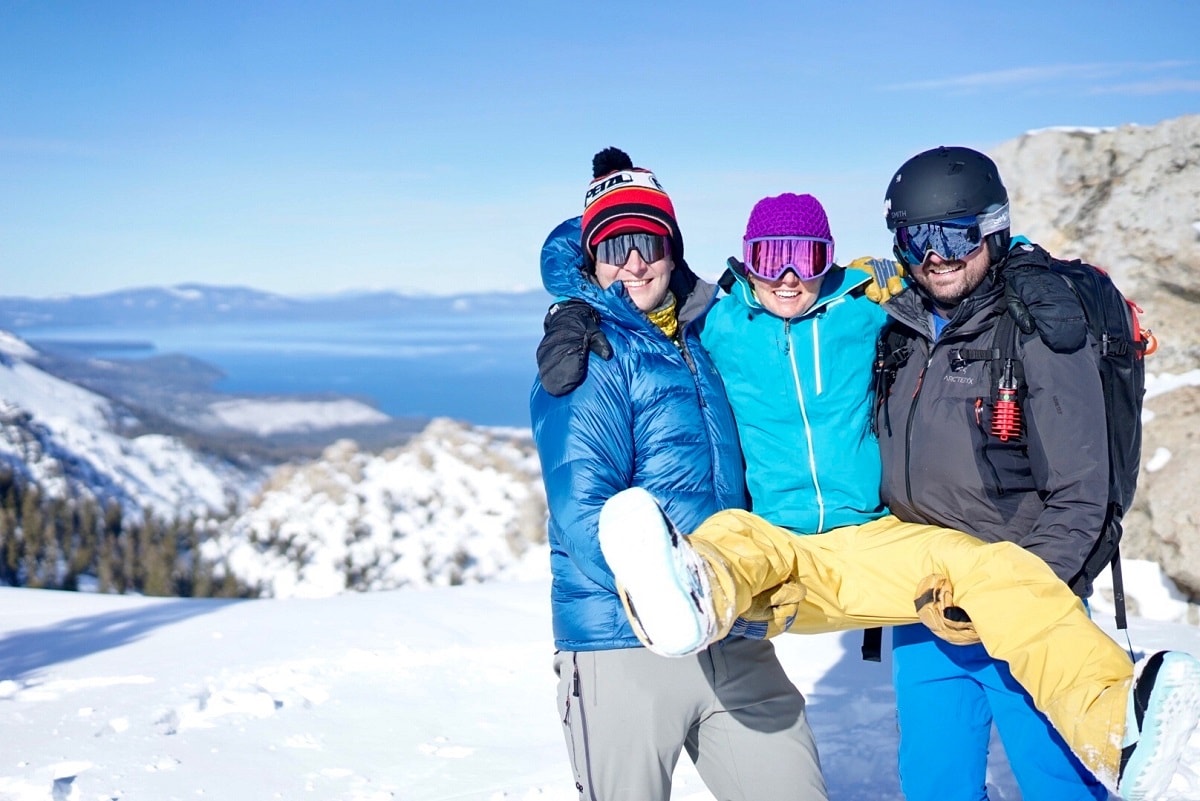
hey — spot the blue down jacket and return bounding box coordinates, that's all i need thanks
[530,217,746,651]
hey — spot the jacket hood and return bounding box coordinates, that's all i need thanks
[540,217,595,300]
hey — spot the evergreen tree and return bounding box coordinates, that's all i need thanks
[38,515,60,588]
[139,513,174,597]
[187,520,216,598]
[0,472,256,598]
[0,498,14,586]
[65,497,99,591]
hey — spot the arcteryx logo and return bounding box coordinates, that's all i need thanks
[584,170,665,207]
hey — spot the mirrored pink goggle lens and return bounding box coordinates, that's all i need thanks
[744,238,833,281]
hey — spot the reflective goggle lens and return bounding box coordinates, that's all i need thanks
[594,233,670,266]
[743,237,833,281]
[894,215,983,265]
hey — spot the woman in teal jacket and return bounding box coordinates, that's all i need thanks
[700,192,887,535]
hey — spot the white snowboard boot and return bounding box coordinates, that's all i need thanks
[597,487,724,657]
[1115,650,1200,800]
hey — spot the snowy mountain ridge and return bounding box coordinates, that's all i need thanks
[205,421,548,598]
[0,342,247,519]
[0,283,551,329]
[0,330,548,599]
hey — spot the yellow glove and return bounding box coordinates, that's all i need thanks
[847,256,906,303]
[729,582,807,640]
[914,574,980,645]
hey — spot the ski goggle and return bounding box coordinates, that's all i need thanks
[742,237,834,281]
[594,233,671,266]
[894,215,983,265]
[893,204,1010,266]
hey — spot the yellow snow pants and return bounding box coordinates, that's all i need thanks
[692,509,1133,785]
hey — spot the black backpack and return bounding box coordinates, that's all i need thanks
[989,243,1151,627]
[864,244,1151,661]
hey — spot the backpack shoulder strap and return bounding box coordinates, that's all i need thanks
[988,307,1022,390]
[872,322,915,438]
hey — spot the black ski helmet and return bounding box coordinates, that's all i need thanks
[884,146,1011,265]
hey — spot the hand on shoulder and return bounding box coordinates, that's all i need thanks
[846,257,906,303]
[1002,265,1088,352]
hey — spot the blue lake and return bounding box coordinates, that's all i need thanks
[25,313,546,428]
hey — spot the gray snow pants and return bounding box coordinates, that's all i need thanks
[554,637,827,801]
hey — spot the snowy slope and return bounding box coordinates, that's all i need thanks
[207,398,390,436]
[0,330,405,522]
[0,573,1197,801]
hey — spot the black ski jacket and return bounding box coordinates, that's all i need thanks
[876,260,1108,595]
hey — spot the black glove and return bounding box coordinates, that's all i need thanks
[1002,266,1088,352]
[536,299,613,396]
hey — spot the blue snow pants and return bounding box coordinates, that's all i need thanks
[891,623,1108,801]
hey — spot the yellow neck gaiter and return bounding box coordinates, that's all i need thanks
[646,292,679,342]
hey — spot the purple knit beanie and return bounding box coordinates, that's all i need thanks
[744,193,835,259]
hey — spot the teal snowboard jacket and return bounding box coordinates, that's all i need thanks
[700,265,888,534]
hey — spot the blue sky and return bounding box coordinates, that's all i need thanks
[1,0,1197,298]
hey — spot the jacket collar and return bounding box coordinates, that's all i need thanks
[726,264,870,320]
[883,265,1004,340]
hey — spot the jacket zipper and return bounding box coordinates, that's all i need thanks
[903,354,931,508]
[973,398,1005,495]
[785,320,826,532]
[679,320,723,507]
[812,317,823,396]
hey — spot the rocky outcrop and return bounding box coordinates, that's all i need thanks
[1125,384,1200,597]
[992,115,1200,371]
[991,115,1200,599]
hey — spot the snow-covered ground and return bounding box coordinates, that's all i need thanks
[207,398,390,436]
[0,565,1197,801]
[1145,370,1200,402]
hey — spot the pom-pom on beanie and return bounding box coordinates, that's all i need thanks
[581,147,683,268]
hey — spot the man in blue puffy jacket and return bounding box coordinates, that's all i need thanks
[529,148,828,801]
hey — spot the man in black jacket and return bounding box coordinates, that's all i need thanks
[876,145,1111,801]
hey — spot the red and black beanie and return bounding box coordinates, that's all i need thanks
[581,147,684,268]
